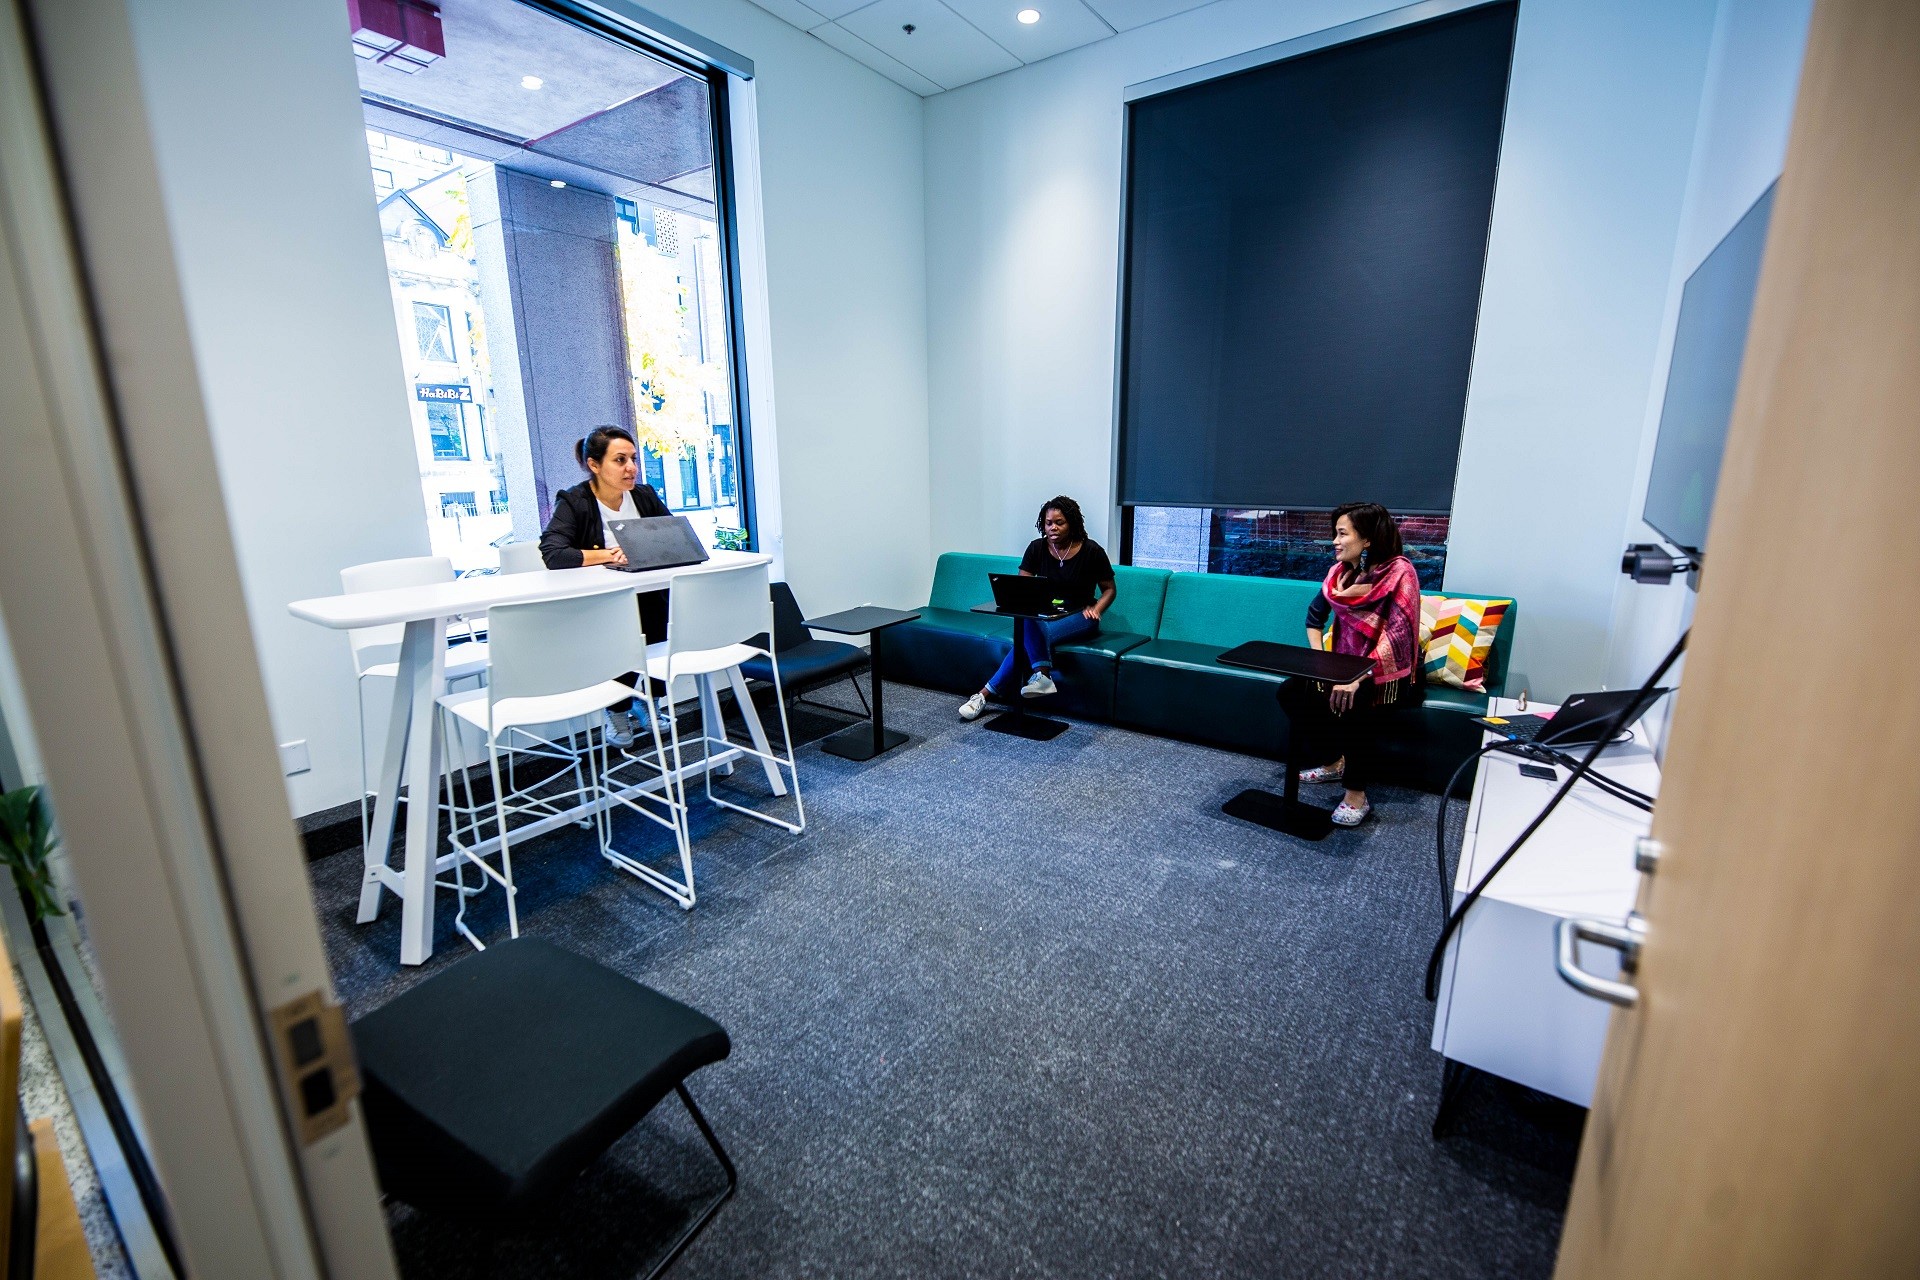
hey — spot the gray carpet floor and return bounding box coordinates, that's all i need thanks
[309,682,1583,1279]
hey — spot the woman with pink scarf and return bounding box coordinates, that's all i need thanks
[1277,502,1424,826]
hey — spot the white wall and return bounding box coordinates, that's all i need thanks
[121,0,432,820]
[1442,0,1719,699]
[1603,0,1812,746]
[924,0,1724,699]
[116,0,929,818]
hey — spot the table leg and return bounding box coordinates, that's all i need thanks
[1221,677,1335,839]
[359,644,413,923]
[725,666,788,795]
[984,617,1068,741]
[397,617,446,965]
[694,675,734,777]
[821,631,910,761]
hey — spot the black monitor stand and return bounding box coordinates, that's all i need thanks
[1216,642,1375,841]
[970,604,1071,741]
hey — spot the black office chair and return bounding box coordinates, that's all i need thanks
[740,582,870,721]
[351,939,735,1277]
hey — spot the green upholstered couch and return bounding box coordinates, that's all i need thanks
[870,552,1168,721]
[874,552,1517,793]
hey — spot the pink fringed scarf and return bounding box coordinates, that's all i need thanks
[1322,555,1422,687]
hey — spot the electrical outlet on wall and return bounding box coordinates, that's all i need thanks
[279,740,311,776]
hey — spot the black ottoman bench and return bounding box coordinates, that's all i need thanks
[351,938,735,1275]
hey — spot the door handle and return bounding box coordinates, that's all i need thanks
[1555,912,1647,1008]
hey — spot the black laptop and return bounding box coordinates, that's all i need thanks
[605,515,710,572]
[985,573,1091,619]
[1475,686,1671,747]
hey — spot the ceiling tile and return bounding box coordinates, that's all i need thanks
[743,0,834,30]
[1079,0,1217,31]
[807,0,878,17]
[837,0,1022,90]
[942,0,1114,63]
[811,22,946,95]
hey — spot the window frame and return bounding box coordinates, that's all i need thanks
[411,299,456,364]
[524,1,758,552]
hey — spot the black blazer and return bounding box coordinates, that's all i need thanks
[538,480,669,569]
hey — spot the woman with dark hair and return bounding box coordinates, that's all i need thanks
[1276,502,1424,826]
[537,425,669,570]
[539,424,672,744]
[959,496,1118,721]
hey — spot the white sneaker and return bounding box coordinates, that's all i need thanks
[959,692,990,721]
[604,709,636,748]
[1021,670,1057,699]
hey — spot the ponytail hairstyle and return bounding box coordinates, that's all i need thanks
[576,424,637,471]
[1330,501,1404,570]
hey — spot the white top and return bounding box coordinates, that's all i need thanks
[287,551,772,630]
[598,490,639,546]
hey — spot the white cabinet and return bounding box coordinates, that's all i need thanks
[1430,699,1659,1107]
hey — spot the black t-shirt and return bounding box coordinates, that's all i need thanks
[1019,538,1115,602]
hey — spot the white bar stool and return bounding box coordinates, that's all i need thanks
[436,590,690,946]
[342,555,488,850]
[643,562,805,845]
[497,541,547,575]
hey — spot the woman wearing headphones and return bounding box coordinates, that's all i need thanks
[1277,502,1424,826]
[539,425,671,744]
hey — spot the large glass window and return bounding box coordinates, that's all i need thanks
[1128,506,1451,586]
[361,2,753,571]
[615,199,745,546]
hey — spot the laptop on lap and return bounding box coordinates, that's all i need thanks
[985,573,1091,619]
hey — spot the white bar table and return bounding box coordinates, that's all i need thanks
[289,551,772,965]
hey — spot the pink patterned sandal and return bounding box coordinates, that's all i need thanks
[1298,763,1345,784]
[1331,800,1370,827]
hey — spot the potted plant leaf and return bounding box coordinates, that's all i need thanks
[0,785,65,922]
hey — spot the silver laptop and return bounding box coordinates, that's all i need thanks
[605,515,711,572]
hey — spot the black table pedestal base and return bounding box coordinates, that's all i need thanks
[1222,788,1335,840]
[820,724,910,761]
[983,710,1069,741]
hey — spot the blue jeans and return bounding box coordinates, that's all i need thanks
[986,613,1099,695]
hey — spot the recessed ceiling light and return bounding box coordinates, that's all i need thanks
[549,179,567,188]
[521,75,544,90]
[1017,8,1040,22]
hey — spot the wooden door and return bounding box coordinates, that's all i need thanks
[1555,0,1920,1275]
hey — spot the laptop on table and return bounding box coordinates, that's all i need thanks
[1475,686,1671,748]
[605,515,710,572]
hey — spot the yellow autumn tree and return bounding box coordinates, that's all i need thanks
[616,231,720,461]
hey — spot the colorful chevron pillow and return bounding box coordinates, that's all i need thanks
[1420,596,1511,691]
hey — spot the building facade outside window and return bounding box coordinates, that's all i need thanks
[372,136,510,571]
[1128,506,1451,585]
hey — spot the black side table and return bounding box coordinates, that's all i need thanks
[1216,641,1374,840]
[802,606,921,761]
[968,603,1073,741]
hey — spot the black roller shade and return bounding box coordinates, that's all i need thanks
[1117,2,1516,514]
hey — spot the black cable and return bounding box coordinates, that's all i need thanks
[1429,735,1653,926]
[1424,631,1688,1002]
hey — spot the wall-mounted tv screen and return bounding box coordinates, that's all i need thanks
[1641,181,1777,557]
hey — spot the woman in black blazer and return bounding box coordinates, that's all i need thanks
[538,425,670,570]
[539,425,672,743]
